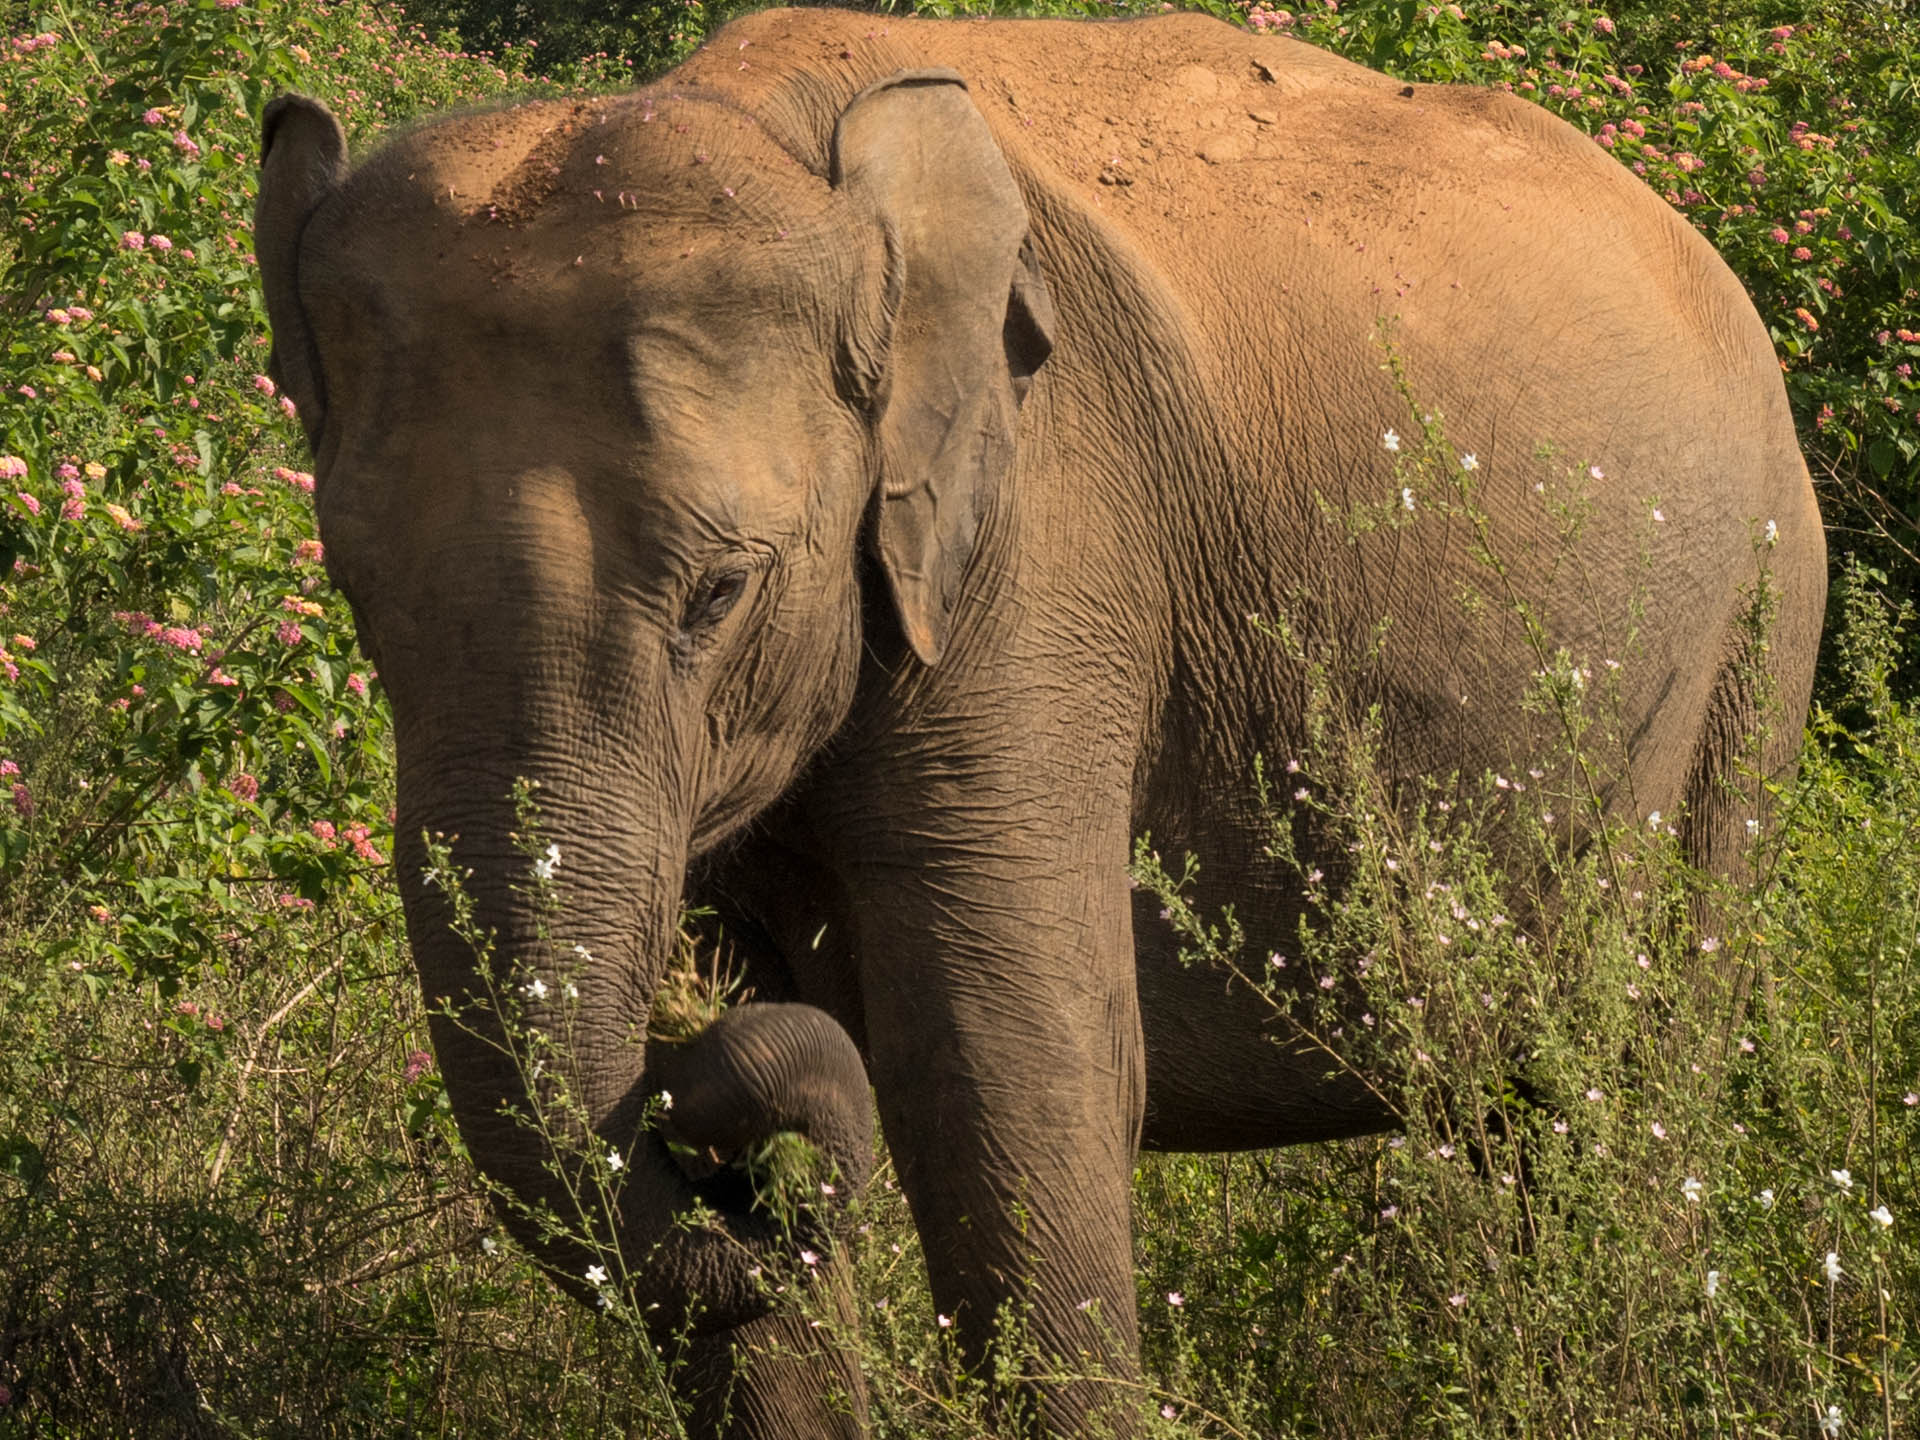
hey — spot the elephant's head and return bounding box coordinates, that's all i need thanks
[253,71,1052,1333]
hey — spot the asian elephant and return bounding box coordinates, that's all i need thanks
[255,7,1824,1435]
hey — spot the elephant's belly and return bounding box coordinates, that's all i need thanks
[1131,889,1397,1152]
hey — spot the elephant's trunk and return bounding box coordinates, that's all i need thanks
[392,754,871,1336]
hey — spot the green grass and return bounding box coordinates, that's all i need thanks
[0,0,1916,1434]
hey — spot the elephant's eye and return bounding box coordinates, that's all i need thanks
[683,569,748,632]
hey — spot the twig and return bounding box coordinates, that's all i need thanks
[207,960,343,1190]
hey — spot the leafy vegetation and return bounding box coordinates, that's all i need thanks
[0,0,1914,1435]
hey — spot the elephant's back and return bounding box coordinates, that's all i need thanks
[694,9,1793,490]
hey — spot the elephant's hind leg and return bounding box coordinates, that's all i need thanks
[1677,576,1819,892]
[1675,567,1822,1025]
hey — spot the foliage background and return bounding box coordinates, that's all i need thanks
[0,0,1914,1435]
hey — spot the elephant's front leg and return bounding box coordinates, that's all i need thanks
[844,797,1147,1433]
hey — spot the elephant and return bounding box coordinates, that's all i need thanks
[254,7,1825,1435]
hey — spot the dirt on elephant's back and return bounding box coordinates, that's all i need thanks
[684,8,1753,388]
[689,10,1561,239]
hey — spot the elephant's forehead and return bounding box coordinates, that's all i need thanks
[304,94,856,372]
[332,90,838,244]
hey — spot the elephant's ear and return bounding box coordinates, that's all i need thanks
[832,70,1055,667]
[256,94,348,450]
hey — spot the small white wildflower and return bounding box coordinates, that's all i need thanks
[1700,936,1720,954]
[1651,1122,1667,1140]
[1401,486,1416,511]
[572,943,592,961]
[799,1249,819,1267]
[1383,428,1401,452]
[606,1148,624,1172]
[1651,506,1665,522]
[1162,1404,1178,1421]
[1706,1269,1720,1298]
[1869,1205,1893,1228]
[657,1089,674,1111]
[1764,518,1778,546]
[1647,810,1662,827]
[531,842,561,881]
[585,1263,608,1286]
[1166,1290,1184,1307]
[565,982,579,999]
[1745,818,1760,836]
[1831,1168,1853,1192]
[1588,464,1604,480]
[1823,1251,1842,1284]
[1681,1177,1703,1202]
[1448,1292,1467,1308]
[1820,1404,1842,1438]
[1758,1188,1775,1208]
[820,1181,836,1196]
[937,1313,953,1328]
[481,1236,498,1255]
[1075,1297,1095,1312]
[524,977,549,1001]
[1459,452,1478,471]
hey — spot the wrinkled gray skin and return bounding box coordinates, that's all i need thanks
[255,9,1825,1435]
